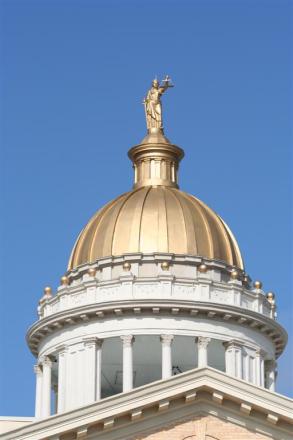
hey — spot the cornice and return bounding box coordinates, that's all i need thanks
[27,299,287,358]
[1,368,292,440]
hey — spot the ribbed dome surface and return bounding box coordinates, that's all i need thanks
[68,186,243,270]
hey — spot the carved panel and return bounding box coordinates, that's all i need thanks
[173,285,195,296]
[50,302,60,314]
[98,286,120,298]
[71,292,85,305]
[241,296,254,310]
[210,290,229,304]
[134,283,157,297]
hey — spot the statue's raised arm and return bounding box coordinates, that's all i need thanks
[143,76,174,132]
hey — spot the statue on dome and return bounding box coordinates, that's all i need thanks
[143,75,174,131]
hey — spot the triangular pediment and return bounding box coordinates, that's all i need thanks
[1,368,292,440]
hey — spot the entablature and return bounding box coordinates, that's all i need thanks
[27,299,287,358]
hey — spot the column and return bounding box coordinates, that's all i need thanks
[57,346,67,413]
[96,339,103,400]
[34,364,43,419]
[160,335,174,379]
[255,349,265,387]
[223,340,243,378]
[196,336,210,368]
[242,351,249,381]
[83,338,103,404]
[260,355,265,387]
[121,335,135,392]
[265,360,277,392]
[41,356,52,418]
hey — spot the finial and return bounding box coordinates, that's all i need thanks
[266,292,275,303]
[88,267,97,277]
[161,261,170,271]
[143,75,174,133]
[230,269,239,280]
[60,275,69,286]
[123,262,131,271]
[43,286,52,298]
[254,280,262,290]
[198,264,208,273]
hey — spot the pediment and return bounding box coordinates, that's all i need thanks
[1,368,292,440]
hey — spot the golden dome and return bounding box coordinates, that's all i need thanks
[68,91,244,272]
[68,185,243,270]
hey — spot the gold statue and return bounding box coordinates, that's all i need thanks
[143,76,174,131]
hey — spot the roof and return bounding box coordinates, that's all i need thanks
[68,187,244,270]
[1,368,292,440]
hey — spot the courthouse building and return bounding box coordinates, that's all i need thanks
[0,80,292,439]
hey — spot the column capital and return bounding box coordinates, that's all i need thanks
[160,334,174,346]
[255,348,266,358]
[223,339,243,350]
[41,356,53,368]
[83,337,103,348]
[34,364,42,375]
[196,336,211,349]
[121,335,135,347]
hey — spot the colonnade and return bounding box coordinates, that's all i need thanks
[34,335,277,418]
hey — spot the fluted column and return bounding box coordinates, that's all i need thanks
[83,338,103,404]
[83,338,97,404]
[121,335,135,392]
[34,364,43,419]
[265,360,277,392]
[57,347,67,413]
[160,335,174,379]
[255,349,265,387]
[224,340,243,378]
[41,356,52,418]
[196,336,210,368]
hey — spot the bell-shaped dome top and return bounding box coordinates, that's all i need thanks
[68,79,244,271]
[68,186,243,270]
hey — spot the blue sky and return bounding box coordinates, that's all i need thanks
[1,0,292,415]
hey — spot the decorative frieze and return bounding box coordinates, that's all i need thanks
[39,276,271,320]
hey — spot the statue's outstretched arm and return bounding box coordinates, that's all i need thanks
[158,86,168,95]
